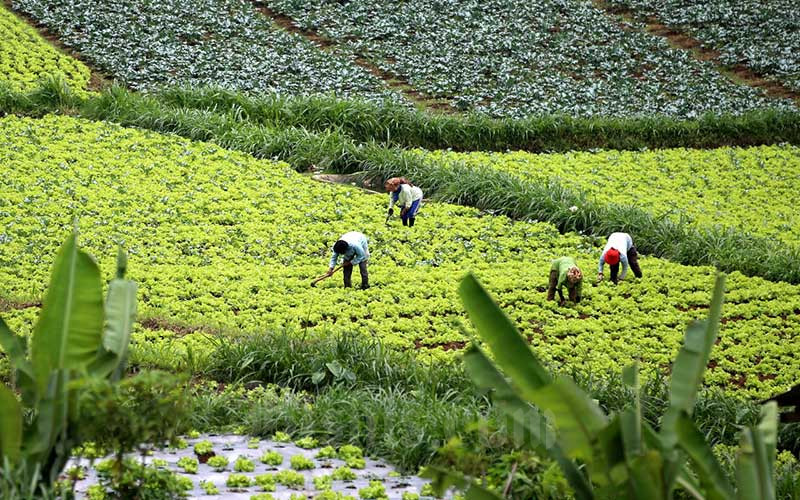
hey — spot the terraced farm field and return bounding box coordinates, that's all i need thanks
[606,0,800,92]
[0,2,90,91]
[426,145,800,246]
[1,115,798,399]
[10,0,399,101]
[266,0,794,118]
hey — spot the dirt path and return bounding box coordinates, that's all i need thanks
[592,0,800,105]
[252,3,454,114]
[3,0,110,91]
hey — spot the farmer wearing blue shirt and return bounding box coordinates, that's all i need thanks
[328,231,370,289]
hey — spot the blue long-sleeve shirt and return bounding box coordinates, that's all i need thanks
[329,231,370,268]
[598,232,633,279]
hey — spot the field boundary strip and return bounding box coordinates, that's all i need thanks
[252,1,454,114]
[592,0,800,106]
[2,0,109,91]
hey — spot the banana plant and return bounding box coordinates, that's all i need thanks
[425,273,779,499]
[0,232,137,486]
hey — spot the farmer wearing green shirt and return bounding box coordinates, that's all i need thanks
[547,257,583,305]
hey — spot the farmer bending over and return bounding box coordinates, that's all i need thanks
[328,231,370,289]
[547,257,583,305]
[597,232,642,284]
[385,177,423,227]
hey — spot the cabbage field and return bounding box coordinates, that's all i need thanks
[606,0,800,92]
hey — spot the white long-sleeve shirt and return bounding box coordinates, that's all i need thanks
[598,232,634,278]
[388,184,423,209]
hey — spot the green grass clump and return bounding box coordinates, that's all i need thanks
[260,450,283,466]
[291,454,315,470]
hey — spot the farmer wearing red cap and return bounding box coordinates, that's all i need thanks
[597,232,642,284]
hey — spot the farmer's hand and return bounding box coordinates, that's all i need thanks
[597,273,604,282]
[326,268,334,276]
[400,207,408,217]
[388,208,394,216]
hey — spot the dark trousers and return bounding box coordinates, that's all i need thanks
[610,246,642,283]
[343,261,369,289]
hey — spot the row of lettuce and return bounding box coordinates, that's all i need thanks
[4,0,797,118]
[0,114,799,399]
[0,3,90,92]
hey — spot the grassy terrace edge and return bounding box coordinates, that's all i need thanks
[3,79,800,285]
[3,81,800,152]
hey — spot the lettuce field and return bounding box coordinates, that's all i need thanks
[0,3,90,91]
[1,114,798,399]
[426,145,800,247]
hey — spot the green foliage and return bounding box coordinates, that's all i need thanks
[316,446,337,459]
[269,0,789,118]
[358,480,388,499]
[0,4,89,92]
[275,469,305,489]
[176,457,197,474]
[251,494,276,500]
[93,458,190,500]
[193,441,213,457]
[0,232,138,488]
[337,445,364,461]
[207,455,228,471]
[331,466,357,481]
[295,436,319,449]
[607,0,800,92]
[234,456,255,472]
[77,371,189,459]
[260,450,283,466]
[443,272,783,499]
[226,473,252,488]
[255,473,276,491]
[290,454,315,470]
[314,474,333,490]
[199,480,218,495]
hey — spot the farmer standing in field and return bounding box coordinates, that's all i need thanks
[327,231,370,289]
[547,256,583,305]
[385,177,423,227]
[597,232,642,284]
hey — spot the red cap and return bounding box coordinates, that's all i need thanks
[605,248,620,265]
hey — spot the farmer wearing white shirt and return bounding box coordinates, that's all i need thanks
[385,177,423,227]
[597,232,642,284]
[327,231,370,289]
